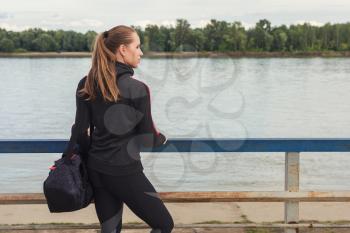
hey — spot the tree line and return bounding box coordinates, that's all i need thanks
[1,19,350,53]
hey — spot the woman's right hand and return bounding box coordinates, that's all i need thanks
[163,135,168,144]
[159,132,167,145]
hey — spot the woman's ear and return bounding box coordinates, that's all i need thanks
[119,44,127,57]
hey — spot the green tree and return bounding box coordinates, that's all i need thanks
[52,30,65,51]
[32,33,58,51]
[271,25,288,51]
[85,30,97,51]
[20,29,36,50]
[159,26,174,52]
[61,31,75,51]
[249,19,273,51]
[131,25,146,52]
[319,23,332,50]
[0,38,15,52]
[222,21,247,51]
[145,24,165,51]
[1,19,350,53]
[187,28,205,51]
[203,19,229,51]
[173,19,192,51]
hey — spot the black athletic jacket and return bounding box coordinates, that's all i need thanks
[62,61,166,176]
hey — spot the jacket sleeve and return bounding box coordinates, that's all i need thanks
[133,82,166,148]
[62,78,91,158]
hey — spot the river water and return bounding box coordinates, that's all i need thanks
[0,57,349,192]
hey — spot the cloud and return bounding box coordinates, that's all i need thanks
[134,19,225,29]
[190,19,254,29]
[1,0,350,32]
[40,19,64,27]
[39,18,104,30]
[133,20,156,29]
[132,19,177,29]
[0,12,13,20]
[240,21,255,29]
[160,20,176,28]
[193,19,211,28]
[134,19,201,29]
[0,22,32,31]
[68,19,103,28]
[294,20,325,27]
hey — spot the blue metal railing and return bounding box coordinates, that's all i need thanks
[1,138,350,233]
[1,138,350,153]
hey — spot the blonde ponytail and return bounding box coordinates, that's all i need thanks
[78,25,136,102]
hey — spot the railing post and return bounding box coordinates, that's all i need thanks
[284,152,300,233]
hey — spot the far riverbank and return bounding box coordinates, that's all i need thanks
[1,51,350,58]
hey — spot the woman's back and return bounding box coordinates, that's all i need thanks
[64,61,166,176]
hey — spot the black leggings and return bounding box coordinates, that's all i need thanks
[87,167,174,233]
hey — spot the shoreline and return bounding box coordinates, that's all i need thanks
[1,51,350,58]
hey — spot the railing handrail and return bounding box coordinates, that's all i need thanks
[1,138,350,153]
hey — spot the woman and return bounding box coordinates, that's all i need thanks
[62,25,174,233]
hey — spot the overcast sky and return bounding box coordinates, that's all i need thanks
[0,0,349,32]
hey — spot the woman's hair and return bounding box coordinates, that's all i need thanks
[78,25,136,102]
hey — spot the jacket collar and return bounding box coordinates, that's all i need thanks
[115,61,134,78]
